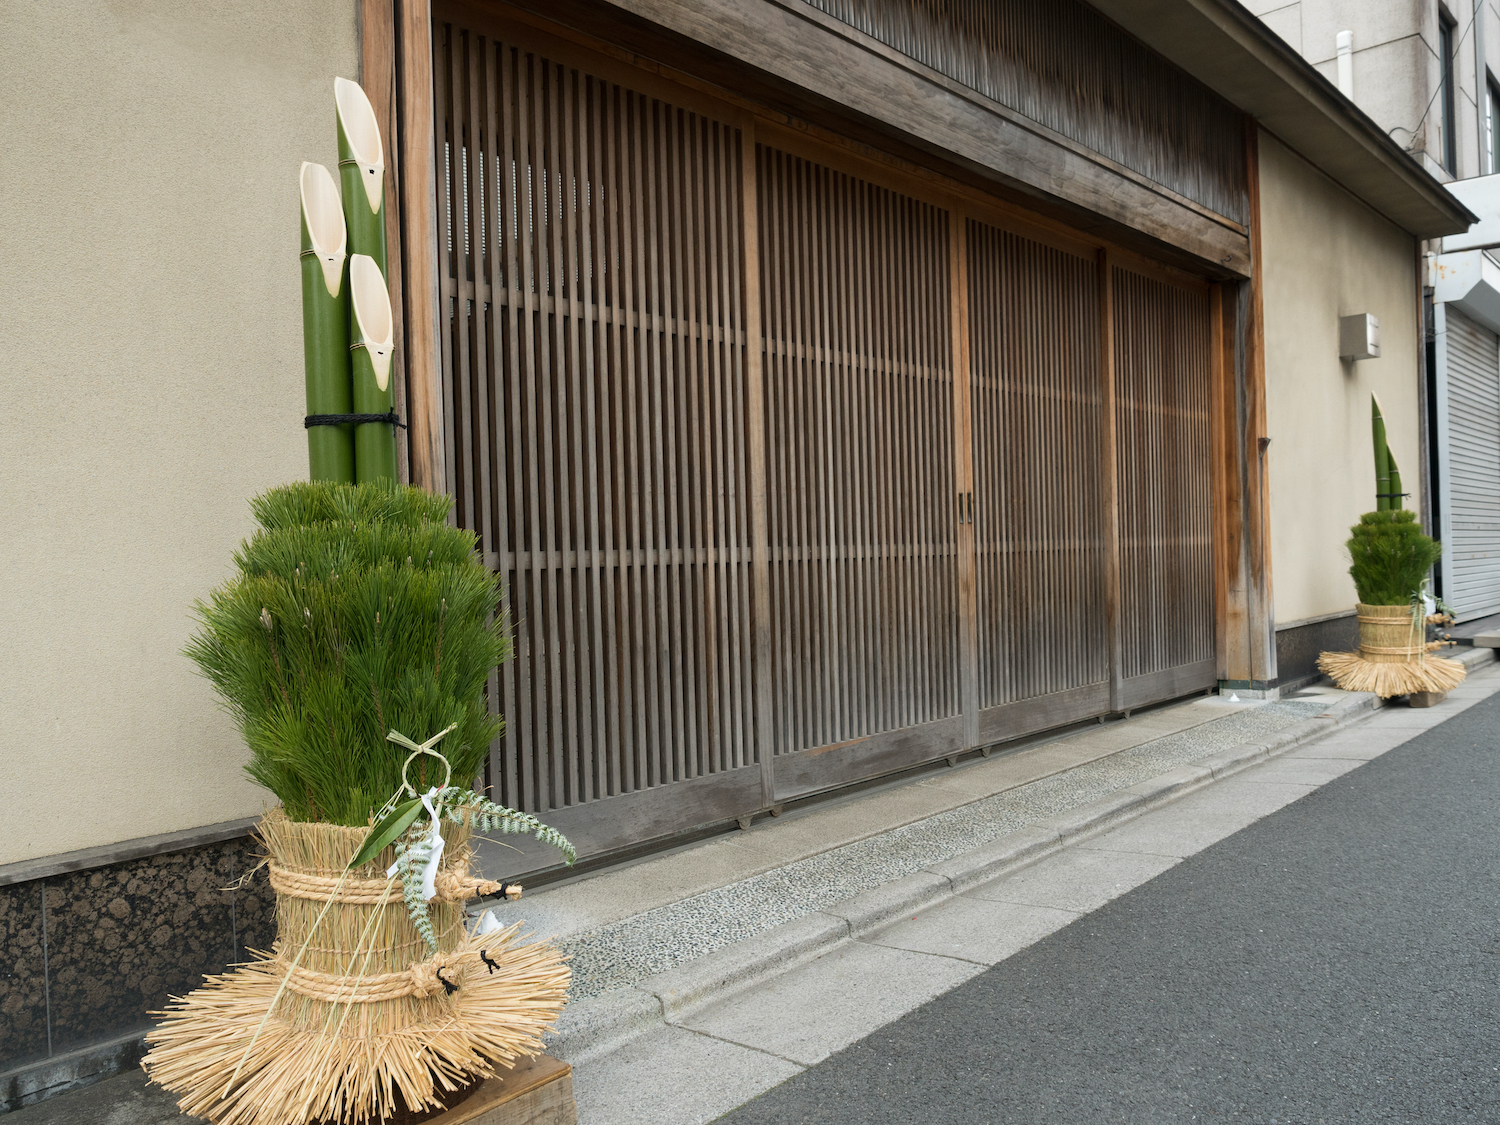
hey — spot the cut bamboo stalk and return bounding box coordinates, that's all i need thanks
[336,78,387,277]
[1388,447,1404,510]
[350,254,398,483]
[300,162,354,483]
[1371,393,1390,511]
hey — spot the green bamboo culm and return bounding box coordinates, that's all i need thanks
[1346,509,1442,606]
[349,254,399,484]
[1387,447,1405,510]
[1371,393,1391,511]
[185,481,508,825]
[300,162,355,484]
[335,78,387,277]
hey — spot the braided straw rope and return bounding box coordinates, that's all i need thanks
[279,954,467,1002]
[268,862,505,904]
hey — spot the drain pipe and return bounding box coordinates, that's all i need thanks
[1477,0,1488,173]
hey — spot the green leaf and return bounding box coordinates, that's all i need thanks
[347,797,424,870]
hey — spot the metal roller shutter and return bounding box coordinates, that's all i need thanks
[1442,308,1500,620]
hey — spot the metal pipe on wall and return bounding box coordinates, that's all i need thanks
[1476,0,1488,173]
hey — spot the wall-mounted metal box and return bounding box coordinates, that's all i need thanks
[1339,313,1380,360]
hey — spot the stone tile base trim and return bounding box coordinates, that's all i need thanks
[550,687,1388,1065]
[0,1031,146,1114]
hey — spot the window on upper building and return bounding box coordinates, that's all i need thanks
[1488,77,1500,174]
[1441,10,1458,173]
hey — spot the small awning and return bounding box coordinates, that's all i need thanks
[1434,251,1500,332]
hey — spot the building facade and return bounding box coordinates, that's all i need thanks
[0,0,1469,1106]
[1250,0,1500,181]
[1253,0,1500,623]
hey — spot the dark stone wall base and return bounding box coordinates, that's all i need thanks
[0,836,274,1109]
[1276,612,1358,690]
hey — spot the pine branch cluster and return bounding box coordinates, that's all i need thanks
[1346,509,1442,606]
[187,482,509,826]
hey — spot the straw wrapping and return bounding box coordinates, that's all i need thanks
[141,809,569,1125]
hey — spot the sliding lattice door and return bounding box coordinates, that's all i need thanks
[433,21,759,840]
[967,222,1110,742]
[756,146,963,797]
[1112,266,1216,705]
[431,9,1220,867]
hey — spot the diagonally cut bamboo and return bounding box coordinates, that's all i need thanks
[300,162,355,483]
[336,78,387,277]
[1371,393,1390,511]
[350,254,398,483]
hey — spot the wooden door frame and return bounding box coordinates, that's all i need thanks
[1209,123,1276,693]
[363,0,446,493]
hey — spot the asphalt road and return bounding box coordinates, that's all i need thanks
[716,692,1500,1125]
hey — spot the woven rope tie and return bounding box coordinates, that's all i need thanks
[1360,644,1426,656]
[268,863,501,905]
[277,954,467,1003]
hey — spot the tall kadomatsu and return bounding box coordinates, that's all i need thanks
[142,482,574,1125]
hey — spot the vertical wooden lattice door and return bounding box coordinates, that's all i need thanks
[966,221,1110,742]
[430,10,1220,865]
[1112,265,1216,706]
[756,145,963,798]
[432,18,761,849]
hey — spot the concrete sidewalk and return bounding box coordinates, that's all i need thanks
[712,668,1500,1124]
[569,653,1500,1124]
[8,649,1494,1125]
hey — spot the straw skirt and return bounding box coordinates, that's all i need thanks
[1317,602,1466,698]
[141,809,568,1125]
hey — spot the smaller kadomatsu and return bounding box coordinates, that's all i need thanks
[1317,395,1464,699]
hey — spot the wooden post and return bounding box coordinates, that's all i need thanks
[1210,122,1276,692]
[1243,125,1277,688]
[1210,282,1245,685]
[949,204,979,748]
[388,0,447,495]
[1098,249,1123,711]
[741,119,777,808]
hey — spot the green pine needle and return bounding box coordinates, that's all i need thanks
[186,481,510,826]
[1346,509,1442,606]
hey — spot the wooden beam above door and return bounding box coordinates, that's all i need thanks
[480,0,1252,278]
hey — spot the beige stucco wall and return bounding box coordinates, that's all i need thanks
[1258,129,1422,627]
[0,0,358,865]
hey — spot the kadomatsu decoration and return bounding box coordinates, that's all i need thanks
[303,79,399,486]
[1317,396,1465,698]
[141,483,574,1125]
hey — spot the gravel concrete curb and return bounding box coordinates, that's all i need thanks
[550,678,1439,1064]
